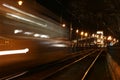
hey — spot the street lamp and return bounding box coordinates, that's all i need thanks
[76,29,79,34]
[76,29,79,48]
[80,31,84,40]
[84,32,88,37]
[18,1,23,6]
[69,23,73,41]
[113,38,116,42]
[80,31,84,36]
[117,40,119,42]
[92,34,95,37]
[62,23,66,28]
[107,36,112,41]
[84,32,88,47]
[96,35,99,38]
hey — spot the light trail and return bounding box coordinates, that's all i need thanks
[0,48,29,55]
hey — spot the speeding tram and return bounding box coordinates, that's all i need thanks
[0,0,71,77]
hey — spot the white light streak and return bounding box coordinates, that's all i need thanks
[34,33,49,38]
[97,31,103,35]
[24,32,33,35]
[14,29,23,34]
[40,35,49,38]
[34,33,40,37]
[0,48,29,55]
[51,44,67,47]
[3,3,47,27]
[6,13,47,27]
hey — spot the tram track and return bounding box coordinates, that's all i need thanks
[2,49,111,80]
[42,49,102,80]
[0,49,95,80]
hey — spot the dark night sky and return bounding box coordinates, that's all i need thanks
[36,0,120,38]
[36,0,66,16]
[36,0,101,32]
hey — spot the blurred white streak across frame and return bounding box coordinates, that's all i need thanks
[2,3,47,27]
[0,48,29,55]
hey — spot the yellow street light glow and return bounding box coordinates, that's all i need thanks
[0,48,29,55]
[92,34,95,37]
[76,29,79,33]
[62,24,66,27]
[18,1,23,6]
[100,36,103,39]
[117,40,119,42]
[107,36,112,41]
[80,31,84,35]
[84,32,88,37]
[113,38,116,41]
[96,35,99,38]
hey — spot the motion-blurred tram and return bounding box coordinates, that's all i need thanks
[0,0,71,76]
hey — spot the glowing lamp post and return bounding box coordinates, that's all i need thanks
[84,32,88,37]
[62,24,66,28]
[18,1,23,6]
[76,29,79,48]
[92,34,95,37]
[80,31,84,36]
[80,31,84,40]
[107,36,112,41]
[76,29,79,34]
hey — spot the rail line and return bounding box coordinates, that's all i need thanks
[2,49,110,80]
[42,49,103,80]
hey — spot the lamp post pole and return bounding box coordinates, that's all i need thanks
[70,22,73,41]
[76,29,79,50]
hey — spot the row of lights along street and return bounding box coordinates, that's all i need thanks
[74,29,119,47]
[61,22,119,47]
